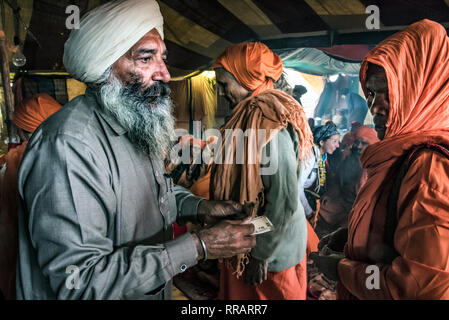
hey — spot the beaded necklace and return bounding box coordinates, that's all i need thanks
[318,153,327,188]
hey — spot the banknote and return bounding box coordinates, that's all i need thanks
[250,215,275,235]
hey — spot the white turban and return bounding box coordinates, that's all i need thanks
[63,0,164,83]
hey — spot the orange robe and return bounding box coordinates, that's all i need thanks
[218,257,307,300]
[337,19,449,299]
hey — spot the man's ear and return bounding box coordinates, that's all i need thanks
[320,140,324,147]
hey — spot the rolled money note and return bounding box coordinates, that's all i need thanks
[250,216,275,235]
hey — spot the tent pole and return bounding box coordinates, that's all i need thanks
[0,20,17,144]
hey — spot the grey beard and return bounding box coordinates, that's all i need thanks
[98,72,175,158]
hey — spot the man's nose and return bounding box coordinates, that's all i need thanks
[370,93,388,115]
[152,59,171,83]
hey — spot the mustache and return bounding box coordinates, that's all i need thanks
[373,115,388,127]
[122,78,171,106]
[351,145,363,153]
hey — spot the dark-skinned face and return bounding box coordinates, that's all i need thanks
[351,137,370,156]
[215,68,251,108]
[113,29,170,90]
[365,63,390,140]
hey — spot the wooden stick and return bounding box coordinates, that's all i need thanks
[0,21,17,142]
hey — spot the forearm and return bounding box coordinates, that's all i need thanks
[42,233,198,299]
[337,255,449,300]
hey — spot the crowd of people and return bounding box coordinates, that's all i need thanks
[0,0,449,300]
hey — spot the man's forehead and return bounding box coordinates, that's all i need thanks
[216,68,239,84]
[130,29,166,53]
[365,74,388,92]
[366,64,387,86]
[355,137,368,143]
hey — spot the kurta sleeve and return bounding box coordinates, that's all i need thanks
[18,133,198,299]
[250,128,301,261]
[338,150,449,299]
[174,185,204,225]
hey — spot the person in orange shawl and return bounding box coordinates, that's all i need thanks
[210,42,314,300]
[311,19,449,299]
[0,93,62,300]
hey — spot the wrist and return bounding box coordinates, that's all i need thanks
[196,199,207,224]
[192,231,207,262]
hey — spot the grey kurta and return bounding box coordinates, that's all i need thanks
[16,88,203,300]
[251,125,308,272]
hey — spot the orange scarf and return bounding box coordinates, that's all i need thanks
[345,19,449,263]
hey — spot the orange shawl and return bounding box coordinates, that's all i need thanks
[212,42,283,96]
[211,89,313,204]
[340,19,449,299]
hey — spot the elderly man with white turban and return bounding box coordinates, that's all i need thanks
[16,0,255,300]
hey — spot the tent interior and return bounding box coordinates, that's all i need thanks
[1,0,448,155]
[1,0,449,300]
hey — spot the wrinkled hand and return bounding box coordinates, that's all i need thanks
[197,200,245,225]
[309,252,344,282]
[244,256,268,285]
[196,218,256,260]
[318,227,348,253]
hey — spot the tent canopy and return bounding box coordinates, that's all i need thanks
[2,0,449,77]
[278,47,365,75]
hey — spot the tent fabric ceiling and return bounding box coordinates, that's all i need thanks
[4,0,449,78]
[318,45,372,62]
[278,47,362,75]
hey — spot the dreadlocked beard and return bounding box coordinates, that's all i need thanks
[98,71,175,158]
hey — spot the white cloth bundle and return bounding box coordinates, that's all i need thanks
[63,0,164,83]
